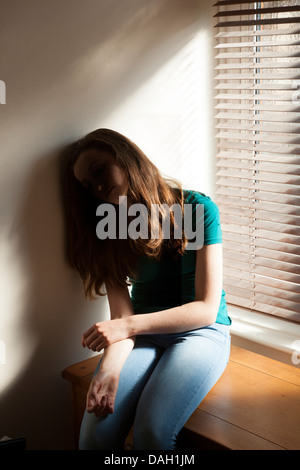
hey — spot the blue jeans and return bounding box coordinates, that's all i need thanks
[79,322,230,450]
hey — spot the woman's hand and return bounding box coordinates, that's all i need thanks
[86,369,119,416]
[82,318,130,351]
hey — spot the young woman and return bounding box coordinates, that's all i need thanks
[64,128,231,450]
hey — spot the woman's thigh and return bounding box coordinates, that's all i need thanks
[79,337,163,450]
[133,323,231,450]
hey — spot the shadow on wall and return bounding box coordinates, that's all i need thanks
[0,148,105,449]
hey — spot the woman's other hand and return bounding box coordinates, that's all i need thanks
[82,318,130,351]
[86,369,119,416]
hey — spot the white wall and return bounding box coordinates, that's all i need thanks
[0,0,215,449]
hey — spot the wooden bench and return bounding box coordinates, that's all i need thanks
[62,345,300,450]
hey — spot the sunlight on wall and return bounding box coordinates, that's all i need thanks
[97,30,213,194]
[0,229,38,394]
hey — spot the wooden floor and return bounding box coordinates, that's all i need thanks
[62,345,300,450]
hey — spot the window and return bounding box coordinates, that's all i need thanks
[214,1,300,322]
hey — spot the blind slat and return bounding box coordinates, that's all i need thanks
[216,150,300,163]
[217,131,300,145]
[215,27,300,37]
[215,111,300,122]
[215,52,300,59]
[215,40,300,48]
[215,1,300,8]
[216,122,300,134]
[216,160,300,176]
[215,92,299,101]
[217,140,300,154]
[215,18,300,27]
[216,62,300,70]
[215,103,300,113]
[214,6,300,18]
[217,169,300,186]
[216,72,300,79]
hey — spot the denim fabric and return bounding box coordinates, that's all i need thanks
[79,322,231,450]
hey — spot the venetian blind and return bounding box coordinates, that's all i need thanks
[213,1,300,322]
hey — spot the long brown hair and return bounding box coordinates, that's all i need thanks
[64,128,188,299]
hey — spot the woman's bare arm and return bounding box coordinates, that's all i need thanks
[82,282,136,367]
[126,244,223,335]
[83,283,136,415]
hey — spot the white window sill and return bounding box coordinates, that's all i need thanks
[228,304,300,368]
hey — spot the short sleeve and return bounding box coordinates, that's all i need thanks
[202,198,222,245]
[184,190,222,246]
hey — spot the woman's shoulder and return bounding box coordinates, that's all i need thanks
[183,189,222,244]
[183,188,212,204]
[183,189,220,216]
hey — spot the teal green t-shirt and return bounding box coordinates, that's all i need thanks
[129,189,231,326]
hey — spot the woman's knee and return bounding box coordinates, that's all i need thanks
[79,413,124,450]
[133,417,176,450]
[78,430,95,450]
[79,429,124,450]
